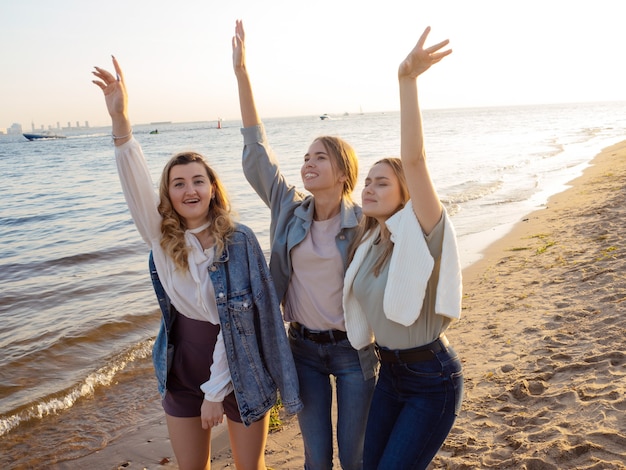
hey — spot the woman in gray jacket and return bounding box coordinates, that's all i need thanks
[233,20,378,470]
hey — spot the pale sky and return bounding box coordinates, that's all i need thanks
[1,0,624,130]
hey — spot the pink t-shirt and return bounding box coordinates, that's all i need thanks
[283,213,345,331]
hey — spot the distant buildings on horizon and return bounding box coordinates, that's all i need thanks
[0,120,90,135]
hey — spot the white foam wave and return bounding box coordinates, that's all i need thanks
[0,339,154,437]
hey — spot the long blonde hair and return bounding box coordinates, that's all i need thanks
[158,151,235,270]
[348,158,409,276]
[313,136,359,197]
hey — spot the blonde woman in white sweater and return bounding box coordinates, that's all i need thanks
[343,27,464,470]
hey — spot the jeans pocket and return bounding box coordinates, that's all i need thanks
[450,370,464,416]
[402,360,443,378]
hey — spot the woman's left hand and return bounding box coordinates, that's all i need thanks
[398,27,452,79]
[232,19,247,76]
[200,399,224,430]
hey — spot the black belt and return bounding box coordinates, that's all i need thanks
[376,335,449,363]
[290,322,348,344]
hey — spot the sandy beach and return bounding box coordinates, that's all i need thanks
[58,140,626,469]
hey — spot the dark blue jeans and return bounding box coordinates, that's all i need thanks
[363,345,463,470]
[289,326,377,470]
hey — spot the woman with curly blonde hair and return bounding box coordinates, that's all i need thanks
[93,57,302,470]
[157,151,234,271]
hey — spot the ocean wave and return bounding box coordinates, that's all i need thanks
[0,338,155,437]
[0,243,143,284]
[0,212,59,228]
[441,180,504,205]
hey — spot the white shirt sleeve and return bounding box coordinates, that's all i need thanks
[199,330,234,402]
[114,138,161,246]
[116,139,234,402]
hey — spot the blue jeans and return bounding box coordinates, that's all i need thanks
[289,326,377,470]
[363,345,463,470]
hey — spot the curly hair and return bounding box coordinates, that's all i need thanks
[313,136,359,197]
[157,151,235,271]
[347,158,409,276]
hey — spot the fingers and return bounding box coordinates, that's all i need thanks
[399,27,451,79]
[112,55,124,83]
[430,48,453,63]
[91,67,111,91]
[201,415,215,429]
[92,57,123,86]
[416,26,431,49]
[235,19,245,40]
[415,26,450,55]
[92,66,115,85]
[201,399,225,429]
[233,19,245,50]
[201,418,222,429]
[233,19,244,47]
[425,38,450,55]
[413,27,452,64]
[92,80,106,91]
[232,20,247,71]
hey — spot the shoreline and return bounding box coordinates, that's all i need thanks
[54,140,626,469]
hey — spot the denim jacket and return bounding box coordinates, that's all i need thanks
[149,223,303,426]
[241,124,362,303]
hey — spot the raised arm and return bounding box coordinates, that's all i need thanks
[92,57,161,245]
[398,27,452,235]
[232,19,261,127]
[92,56,133,146]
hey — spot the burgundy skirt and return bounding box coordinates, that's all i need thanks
[162,313,241,422]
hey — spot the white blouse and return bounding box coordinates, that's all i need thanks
[115,138,233,402]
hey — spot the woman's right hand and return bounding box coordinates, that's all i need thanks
[398,27,451,81]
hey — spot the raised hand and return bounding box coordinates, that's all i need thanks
[398,27,452,79]
[232,19,247,75]
[92,56,128,119]
[232,19,261,127]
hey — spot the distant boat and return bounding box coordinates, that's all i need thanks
[149,129,159,134]
[23,132,66,141]
[320,114,331,120]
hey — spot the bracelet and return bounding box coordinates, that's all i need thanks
[112,129,133,140]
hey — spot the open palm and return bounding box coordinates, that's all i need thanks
[398,27,452,79]
[92,56,128,118]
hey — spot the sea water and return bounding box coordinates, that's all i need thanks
[1,101,625,467]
